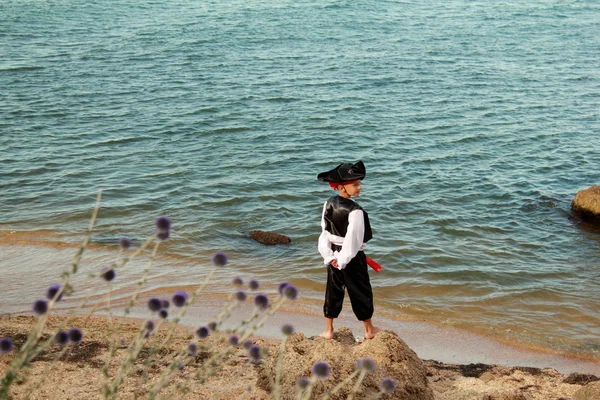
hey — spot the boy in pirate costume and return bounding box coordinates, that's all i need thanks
[317,160,380,340]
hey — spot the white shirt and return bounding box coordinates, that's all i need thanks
[318,200,366,270]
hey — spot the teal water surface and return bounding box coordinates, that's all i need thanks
[1,0,599,362]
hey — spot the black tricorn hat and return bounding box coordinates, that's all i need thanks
[317,160,366,183]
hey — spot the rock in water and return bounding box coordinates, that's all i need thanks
[249,230,291,245]
[572,186,600,221]
[255,328,434,400]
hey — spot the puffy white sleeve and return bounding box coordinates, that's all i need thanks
[318,202,335,265]
[335,209,365,270]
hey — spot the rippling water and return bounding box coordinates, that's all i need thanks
[1,0,599,363]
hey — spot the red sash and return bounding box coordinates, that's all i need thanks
[366,257,382,273]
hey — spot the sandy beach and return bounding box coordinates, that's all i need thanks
[1,312,599,400]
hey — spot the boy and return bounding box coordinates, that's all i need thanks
[317,160,380,340]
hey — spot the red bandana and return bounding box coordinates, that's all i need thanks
[329,180,359,190]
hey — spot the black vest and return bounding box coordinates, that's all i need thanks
[323,196,373,242]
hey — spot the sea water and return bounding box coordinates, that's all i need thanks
[1,0,599,365]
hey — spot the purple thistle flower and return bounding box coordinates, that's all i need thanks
[55,331,69,346]
[147,298,162,312]
[228,335,239,346]
[0,337,14,354]
[207,322,217,331]
[277,282,289,295]
[188,342,198,356]
[254,294,269,310]
[155,216,171,241]
[157,230,170,240]
[380,377,396,393]
[119,237,132,250]
[232,276,243,287]
[144,320,155,336]
[311,361,330,380]
[248,279,259,291]
[46,284,63,302]
[100,266,116,282]
[295,376,310,390]
[33,299,48,315]
[172,290,188,307]
[282,284,298,300]
[235,291,247,302]
[242,340,253,350]
[357,357,376,372]
[212,252,228,267]
[68,328,83,344]
[281,324,294,337]
[159,309,168,319]
[155,216,171,231]
[195,326,209,339]
[161,299,170,309]
[248,345,262,362]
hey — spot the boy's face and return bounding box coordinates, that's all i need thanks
[340,180,362,198]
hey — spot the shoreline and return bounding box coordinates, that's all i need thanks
[1,235,598,378]
[3,291,599,377]
[91,293,600,376]
[1,313,599,400]
[181,298,600,376]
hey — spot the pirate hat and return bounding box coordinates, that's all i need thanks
[317,160,366,183]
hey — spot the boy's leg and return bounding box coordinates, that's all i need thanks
[321,264,345,339]
[362,318,380,340]
[320,317,335,339]
[344,252,380,338]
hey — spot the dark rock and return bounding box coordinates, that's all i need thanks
[249,230,291,245]
[460,363,493,378]
[563,372,600,385]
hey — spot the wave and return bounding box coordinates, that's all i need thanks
[0,65,44,72]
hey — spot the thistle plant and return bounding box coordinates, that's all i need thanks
[274,323,295,400]
[0,190,102,398]
[297,360,331,400]
[0,192,399,400]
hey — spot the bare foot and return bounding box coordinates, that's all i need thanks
[319,331,334,339]
[364,326,381,340]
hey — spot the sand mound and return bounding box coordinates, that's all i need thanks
[255,327,434,400]
[574,381,600,400]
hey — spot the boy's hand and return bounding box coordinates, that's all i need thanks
[330,259,339,268]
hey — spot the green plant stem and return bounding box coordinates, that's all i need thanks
[101,233,159,389]
[71,189,103,274]
[142,267,219,398]
[23,343,72,400]
[1,190,102,398]
[105,319,164,399]
[321,369,360,400]
[301,377,317,400]
[274,337,288,400]
[346,369,368,400]
[123,238,160,317]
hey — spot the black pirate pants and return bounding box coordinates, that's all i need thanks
[323,249,374,321]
